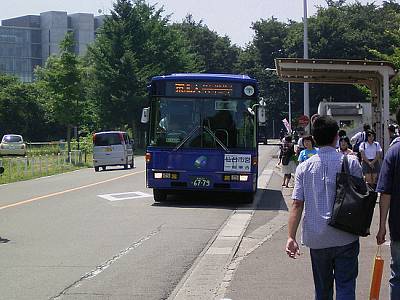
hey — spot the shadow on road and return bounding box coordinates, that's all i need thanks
[151,187,288,212]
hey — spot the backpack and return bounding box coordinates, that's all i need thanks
[353,132,367,153]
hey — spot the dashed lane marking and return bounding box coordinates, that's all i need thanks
[0,170,145,211]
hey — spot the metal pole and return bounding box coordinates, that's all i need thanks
[288,82,292,133]
[272,119,275,139]
[303,0,310,132]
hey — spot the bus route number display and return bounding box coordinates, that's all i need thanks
[171,82,234,96]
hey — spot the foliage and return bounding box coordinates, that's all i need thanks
[86,0,200,140]
[35,33,85,129]
[0,74,48,140]
[173,15,240,74]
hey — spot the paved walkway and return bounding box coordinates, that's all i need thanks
[223,160,391,300]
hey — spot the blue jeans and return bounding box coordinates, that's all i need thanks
[390,241,400,299]
[310,240,359,300]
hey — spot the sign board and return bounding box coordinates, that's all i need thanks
[298,115,310,127]
[282,118,291,133]
[224,154,251,172]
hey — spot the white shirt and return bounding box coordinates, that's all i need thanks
[360,141,382,160]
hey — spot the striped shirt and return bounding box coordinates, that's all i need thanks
[292,146,363,249]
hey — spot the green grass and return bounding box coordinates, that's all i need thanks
[0,154,92,185]
[0,147,145,185]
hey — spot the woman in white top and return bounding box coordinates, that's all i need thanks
[359,129,382,186]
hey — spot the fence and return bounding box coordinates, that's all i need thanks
[0,150,91,184]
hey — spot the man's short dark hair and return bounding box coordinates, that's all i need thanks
[397,107,400,124]
[312,116,339,146]
[363,123,371,131]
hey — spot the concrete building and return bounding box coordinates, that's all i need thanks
[0,11,104,82]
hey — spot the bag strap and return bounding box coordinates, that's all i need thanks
[341,155,350,174]
[376,245,382,257]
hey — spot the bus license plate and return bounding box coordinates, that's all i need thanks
[192,177,211,187]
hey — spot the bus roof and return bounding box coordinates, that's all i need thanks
[151,73,257,84]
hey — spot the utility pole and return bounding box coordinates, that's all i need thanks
[303,0,310,132]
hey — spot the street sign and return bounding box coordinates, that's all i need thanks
[298,115,310,127]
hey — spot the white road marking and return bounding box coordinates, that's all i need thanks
[98,191,152,201]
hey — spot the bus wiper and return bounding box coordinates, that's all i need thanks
[203,126,230,153]
[173,126,201,151]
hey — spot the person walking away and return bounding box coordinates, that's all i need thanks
[359,129,382,187]
[286,116,363,300]
[298,135,318,163]
[337,136,354,156]
[279,135,296,188]
[351,123,370,160]
[376,108,400,299]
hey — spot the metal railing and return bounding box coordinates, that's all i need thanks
[0,150,89,184]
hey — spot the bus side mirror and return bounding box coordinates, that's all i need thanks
[0,166,4,174]
[258,107,266,123]
[141,107,150,123]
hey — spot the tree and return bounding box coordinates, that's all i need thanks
[0,74,48,140]
[173,15,240,73]
[36,32,85,154]
[86,0,200,144]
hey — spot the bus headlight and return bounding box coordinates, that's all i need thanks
[239,175,249,181]
[223,174,249,182]
[153,172,179,180]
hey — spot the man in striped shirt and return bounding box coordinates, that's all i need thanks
[286,116,363,300]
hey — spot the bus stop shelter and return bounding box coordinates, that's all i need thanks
[274,58,398,151]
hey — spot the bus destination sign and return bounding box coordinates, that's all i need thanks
[173,82,234,96]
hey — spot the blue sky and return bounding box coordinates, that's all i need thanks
[0,0,385,46]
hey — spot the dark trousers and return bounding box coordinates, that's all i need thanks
[310,240,359,300]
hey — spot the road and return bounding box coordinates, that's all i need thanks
[0,146,277,299]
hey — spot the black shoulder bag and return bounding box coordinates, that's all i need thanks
[328,155,377,237]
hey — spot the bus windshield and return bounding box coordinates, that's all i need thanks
[149,97,257,149]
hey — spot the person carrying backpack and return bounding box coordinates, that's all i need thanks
[350,123,370,160]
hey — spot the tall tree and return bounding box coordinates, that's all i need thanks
[173,15,240,73]
[86,0,200,142]
[0,74,48,140]
[36,32,85,154]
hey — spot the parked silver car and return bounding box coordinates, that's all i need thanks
[0,134,27,156]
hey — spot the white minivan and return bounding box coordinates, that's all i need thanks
[93,131,134,172]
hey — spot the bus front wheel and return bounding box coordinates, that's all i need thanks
[153,189,167,202]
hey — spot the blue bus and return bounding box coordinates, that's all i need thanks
[143,73,264,202]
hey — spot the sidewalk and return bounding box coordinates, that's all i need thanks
[223,160,391,299]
